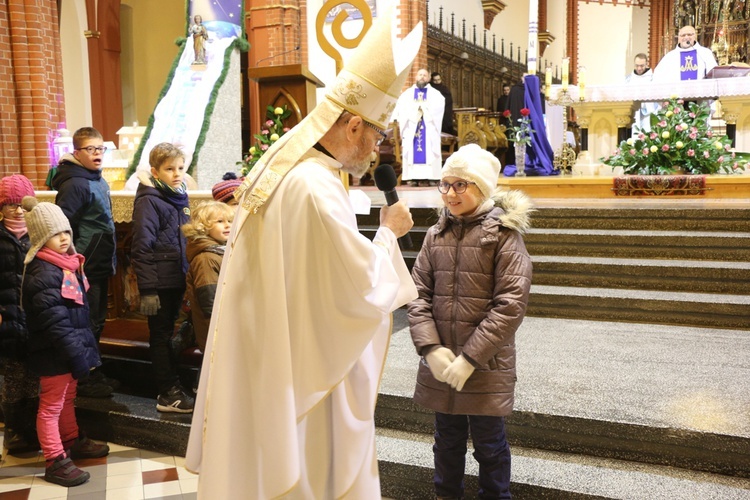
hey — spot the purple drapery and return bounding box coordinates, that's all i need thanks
[503,74,558,176]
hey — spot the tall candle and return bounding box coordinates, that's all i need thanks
[561,58,569,91]
[527,0,539,73]
[545,66,552,87]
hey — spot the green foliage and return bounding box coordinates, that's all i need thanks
[601,97,745,175]
[238,105,293,176]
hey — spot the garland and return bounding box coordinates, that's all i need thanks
[126,7,251,179]
[188,37,247,175]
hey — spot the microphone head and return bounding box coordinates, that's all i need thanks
[374,164,397,191]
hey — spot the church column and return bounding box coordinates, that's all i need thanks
[565,0,578,86]
[0,0,66,187]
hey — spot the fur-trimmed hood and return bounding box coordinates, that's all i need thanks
[436,189,534,234]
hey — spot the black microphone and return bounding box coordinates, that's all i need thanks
[373,164,413,250]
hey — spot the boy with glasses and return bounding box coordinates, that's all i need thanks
[51,127,118,398]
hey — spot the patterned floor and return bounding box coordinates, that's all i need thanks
[0,428,196,500]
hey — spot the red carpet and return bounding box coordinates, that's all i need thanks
[612,175,708,196]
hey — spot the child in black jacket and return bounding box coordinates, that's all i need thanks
[131,142,193,413]
[21,198,109,487]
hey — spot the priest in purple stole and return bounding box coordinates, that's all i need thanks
[393,68,445,185]
[653,25,717,83]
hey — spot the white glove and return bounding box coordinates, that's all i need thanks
[424,347,456,383]
[442,355,476,392]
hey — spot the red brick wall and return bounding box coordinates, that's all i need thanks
[0,0,65,188]
[399,0,428,91]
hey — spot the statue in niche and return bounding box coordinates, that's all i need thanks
[190,14,209,65]
[678,0,697,28]
[709,0,721,24]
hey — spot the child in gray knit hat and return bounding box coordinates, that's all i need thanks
[21,197,110,487]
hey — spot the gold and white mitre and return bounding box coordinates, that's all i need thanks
[236,5,423,214]
[326,5,423,131]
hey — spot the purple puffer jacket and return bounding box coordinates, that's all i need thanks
[408,190,533,417]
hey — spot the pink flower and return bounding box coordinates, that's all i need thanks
[642,148,650,155]
[629,149,636,155]
[638,133,645,140]
[261,129,269,135]
[261,144,269,151]
[703,151,710,158]
[650,132,658,140]
[674,107,682,114]
[658,120,667,128]
[725,144,731,151]
[674,124,683,132]
[266,120,274,127]
[718,156,724,162]
[689,132,697,140]
[689,112,696,118]
[687,149,695,157]
[283,127,290,132]
[706,130,713,137]
[677,99,684,104]
[690,126,698,133]
[661,144,670,151]
[520,108,531,116]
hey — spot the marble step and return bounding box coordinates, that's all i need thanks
[527,284,750,329]
[529,207,750,232]
[531,256,750,294]
[73,393,750,499]
[357,206,750,233]
[524,228,750,261]
[376,428,750,500]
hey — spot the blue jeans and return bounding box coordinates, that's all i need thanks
[434,412,511,499]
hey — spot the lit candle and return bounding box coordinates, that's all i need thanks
[561,58,569,91]
[544,65,552,98]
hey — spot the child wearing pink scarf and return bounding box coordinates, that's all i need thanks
[20,197,109,487]
[0,174,40,455]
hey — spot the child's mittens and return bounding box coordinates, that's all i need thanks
[425,347,456,383]
[443,355,476,392]
[140,294,161,316]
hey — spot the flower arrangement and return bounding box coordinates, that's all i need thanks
[238,105,293,176]
[601,97,745,175]
[503,108,535,146]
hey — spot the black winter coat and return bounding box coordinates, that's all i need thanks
[52,158,116,280]
[131,176,190,294]
[22,259,101,378]
[0,226,29,359]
